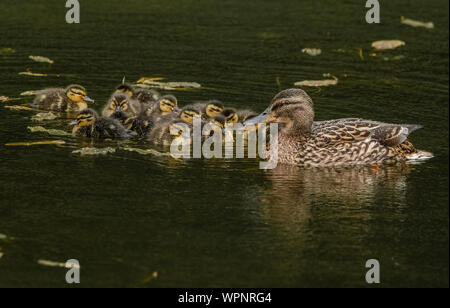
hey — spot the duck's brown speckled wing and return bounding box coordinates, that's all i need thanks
[312,119,382,147]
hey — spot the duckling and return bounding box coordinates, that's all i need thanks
[148,119,191,146]
[145,95,180,123]
[222,108,258,126]
[185,100,225,120]
[102,93,142,119]
[180,107,202,125]
[32,85,94,112]
[245,89,431,167]
[114,84,161,104]
[70,109,135,139]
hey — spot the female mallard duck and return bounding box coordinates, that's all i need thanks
[70,109,135,139]
[32,85,94,112]
[102,93,142,119]
[222,108,258,126]
[245,89,432,167]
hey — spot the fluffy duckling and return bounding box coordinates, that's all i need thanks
[185,100,225,120]
[245,89,431,167]
[102,93,142,119]
[114,84,161,105]
[144,95,180,122]
[70,109,135,139]
[32,85,94,112]
[148,119,191,146]
[222,108,258,126]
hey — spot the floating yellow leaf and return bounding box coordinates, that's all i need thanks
[29,55,54,64]
[137,77,165,84]
[19,71,47,77]
[20,90,38,96]
[294,74,338,87]
[72,147,116,155]
[122,147,170,156]
[28,126,71,136]
[0,233,7,240]
[0,96,9,103]
[302,48,322,56]
[38,259,80,269]
[401,16,434,29]
[4,105,34,111]
[30,113,58,122]
[136,81,201,90]
[5,140,66,147]
[0,48,15,55]
[371,40,405,50]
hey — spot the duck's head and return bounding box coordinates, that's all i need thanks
[208,115,227,134]
[107,93,132,114]
[222,108,239,125]
[205,101,224,118]
[70,109,98,128]
[245,89,314,136]
[158,95,179,113]
[114,84,135,98]
[169,120,191,139]
[65,85,94,104]
[180,108,201,124]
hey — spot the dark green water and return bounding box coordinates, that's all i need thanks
[0,0,448,287]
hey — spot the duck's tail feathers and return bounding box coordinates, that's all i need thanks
[406,150,434,162]
[372,124,423,147]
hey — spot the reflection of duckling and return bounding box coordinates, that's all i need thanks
[246,89,432,166]
[32,85,94,112]
[70,109,135,139]
[102,93,142,119]
[185,100,224,120]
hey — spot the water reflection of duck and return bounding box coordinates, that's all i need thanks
[246,89,432,167]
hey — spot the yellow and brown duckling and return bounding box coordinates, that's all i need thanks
[114,83,161,105]
[102,93,142,119]
[144,95,180,121]
[222,108,258,126]
[70,109,135,139]
[147,119,191,146]
[32,85,94,112]
[185,100,225,120]
[245,89,432,167]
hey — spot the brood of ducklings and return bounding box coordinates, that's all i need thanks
[185,100,224,120]
[114,84,161,104]
[245,89,432,167]
[102,93,142,119]
[70,109,135,139]
[222,108,258,126]
[32,85,94,112]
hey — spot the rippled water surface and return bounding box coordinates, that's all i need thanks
[0,0,448,287]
